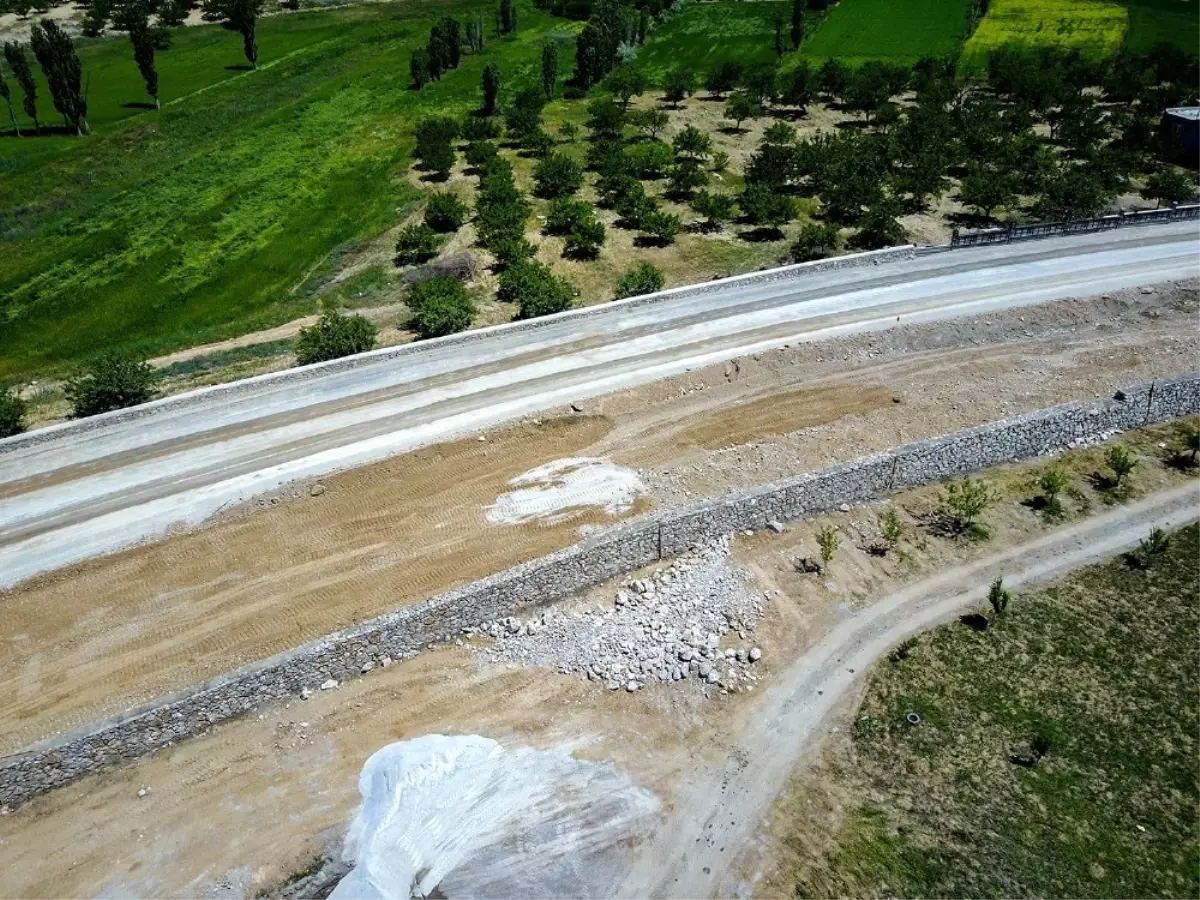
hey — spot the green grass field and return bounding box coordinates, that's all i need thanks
[634,1,802,82]
[961,0,1129,68]
[1123,0,1200,51]
[801,0,977,65]
[776,519,1200,899]
[0,1,574,379]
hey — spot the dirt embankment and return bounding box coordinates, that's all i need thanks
[1,417,1195,900]
[0,281,1195,762]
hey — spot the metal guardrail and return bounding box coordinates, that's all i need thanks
[950,204,1200,247]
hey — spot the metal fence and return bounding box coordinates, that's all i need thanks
[950,204,1200,248]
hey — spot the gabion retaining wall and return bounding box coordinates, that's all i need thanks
[2,373,1196,808]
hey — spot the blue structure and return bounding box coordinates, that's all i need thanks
[1161,107,1200,166]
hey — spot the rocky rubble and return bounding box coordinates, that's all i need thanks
[474,538,767,694]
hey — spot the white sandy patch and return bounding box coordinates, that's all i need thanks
[485,457,645,525]
[330,734,659,899]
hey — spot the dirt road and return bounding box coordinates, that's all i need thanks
[618,480,1200,899]
[0,283,1194,757]
[2,226,1196,586]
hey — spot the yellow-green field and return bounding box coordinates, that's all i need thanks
[961,0,1128,68]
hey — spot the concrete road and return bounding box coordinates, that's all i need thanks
[1,225,1196,587]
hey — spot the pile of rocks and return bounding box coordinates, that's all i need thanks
[473,538,767,694]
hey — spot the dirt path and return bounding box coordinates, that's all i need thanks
[618,480,1200,899]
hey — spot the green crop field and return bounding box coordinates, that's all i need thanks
[801,0,977,65]
[1123,0,1200,51]
[961,0,1128,68]
[0,1,575,379]
[634,0,801,82]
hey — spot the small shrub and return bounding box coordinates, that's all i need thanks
[295,311,378,365]
[817,525,839,568]
[464,140,499,168]
[0,387,28,437]
[1167,422,1200,469]
[543,197,590,236]
[614,261,665,300]
[65,354,159,418]
[1038,468,1066,517]
[424,192,468,233]
[532,151,583,198]
[498,259,574,318]
[640,210,682,245]
[461,116,501,142]
[394,223,441,265]
[489,236,538,268]
[564,213,606,258]
[407,277,475,339]
[624,140,674,179]
[711,150,729,172]
[878,507,904,551]
[1137,526,1171,566]
[987,576,1011,617]
[790,221,840,262]
[938,476,997,538]
[1104,444,1137,486]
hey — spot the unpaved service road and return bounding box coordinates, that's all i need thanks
[2,226,1196,586]
[619,480,1200,900]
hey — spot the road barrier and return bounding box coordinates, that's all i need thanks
[950,204,1200,248]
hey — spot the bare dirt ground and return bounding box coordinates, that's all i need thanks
[0,280,1194,759]
[0,419,1195,900]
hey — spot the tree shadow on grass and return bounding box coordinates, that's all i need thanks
[738,225,784,242]
[225,63,254,71]
[633,235,673,248]
[122,101,158,110]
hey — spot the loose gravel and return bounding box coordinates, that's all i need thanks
[474,538,767,694]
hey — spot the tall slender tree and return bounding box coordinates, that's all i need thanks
[499,0,516,34]
[541,40,557,99]
[201,0,265,69]
[790,0,807,49]
[0,60,18,135]
[482,62,500,115]
[29,20,89,134]
[3,42,38,134]
[113,1,161,108]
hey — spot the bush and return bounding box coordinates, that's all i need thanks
[498,260,575,318]
[692,189,735,230]
[1104,444,1137,486]
[616,183,658,228]
[295,311,378,366]
[490,236,538,267]
[65,354,159,418]
[640,210,682,245]
[565,214,606,258]
[817,525,839,568]
[614,261,665,299]
[739,183,795,231]
[1038,468,1066,517]
[667,161,708,199]
[395,223,441,265]
[461,116,501,142]
[623,140,674,179]
[849,199,907,250]
[407,276,475,339]
[424,192,468,232]
[937,476,997,537]
[0,387,27,437]
[544,197,591,235]
[790,221,840,261]
[533,151,584,198]
[987,576,1012,617]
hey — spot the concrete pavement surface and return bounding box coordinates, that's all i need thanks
[1,224,1196,588]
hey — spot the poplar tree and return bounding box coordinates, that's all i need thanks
[541,40,557,99]
[499,0,516,34]
[0,60,18,135]
[201,0,265,69]
[113,1,161,108]
[30,20,89,135]
[3,42,38,134]
[481,62,500,115]
[790,0,806,49]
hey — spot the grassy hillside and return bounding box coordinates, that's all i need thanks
[1124,0,1200,51]
[771,521,1200,899]
[0,1,574,379]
